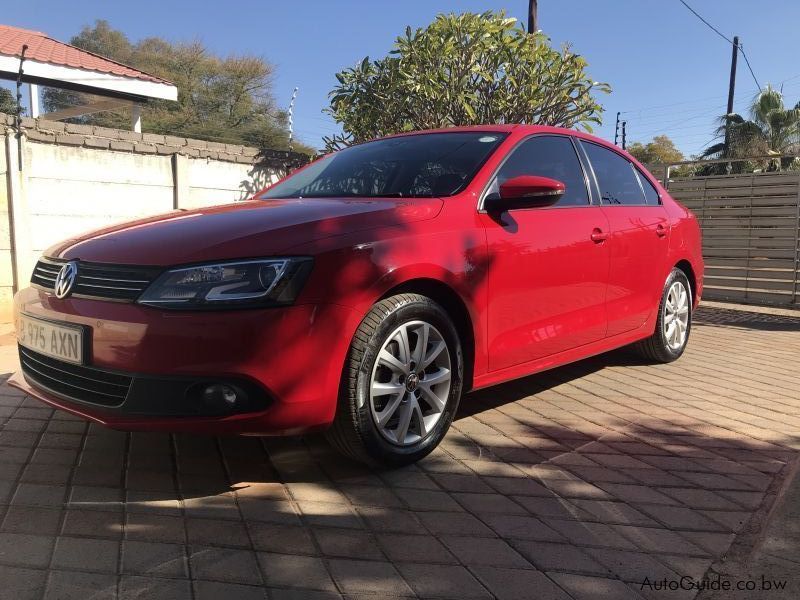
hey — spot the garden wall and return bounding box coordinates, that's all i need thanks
[0,114,278,320]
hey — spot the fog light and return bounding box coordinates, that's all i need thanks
[203,384,238,408]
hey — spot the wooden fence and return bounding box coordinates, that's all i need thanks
[665,170,800,307]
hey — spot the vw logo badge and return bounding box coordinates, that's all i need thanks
[54,261,78,299]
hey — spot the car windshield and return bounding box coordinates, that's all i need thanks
[260,132,507,199]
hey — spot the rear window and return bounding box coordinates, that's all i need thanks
[636,169,661,205]
[261,132,507,199]
[582,141,646,206]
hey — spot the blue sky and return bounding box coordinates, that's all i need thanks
[4,0,800,156]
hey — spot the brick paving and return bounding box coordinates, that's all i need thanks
[0,305,798,599]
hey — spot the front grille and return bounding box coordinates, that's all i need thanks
[31,258,161,302]
[19,346,132,407]
[30,260,61,289]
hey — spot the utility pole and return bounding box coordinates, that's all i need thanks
[614,112,621,146]
[15,44,28,171]
[621,121,627,150]
[528,0,538,33]
[723,35,739,158]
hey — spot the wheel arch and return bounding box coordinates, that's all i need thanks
[674,259,698,306]
[379,278,476,392]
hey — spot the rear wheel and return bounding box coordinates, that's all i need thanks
[326,293,463,466]
[634,268,692,363]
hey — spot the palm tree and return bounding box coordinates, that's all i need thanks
[701,85,800,171]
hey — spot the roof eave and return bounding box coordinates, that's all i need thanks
[0,55,177,102]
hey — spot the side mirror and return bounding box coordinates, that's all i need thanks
[485,175,566,211]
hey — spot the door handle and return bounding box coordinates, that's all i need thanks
[656,224,668,237]
[590,228,609,243]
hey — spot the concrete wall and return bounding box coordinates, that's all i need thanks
[1,114,279,320]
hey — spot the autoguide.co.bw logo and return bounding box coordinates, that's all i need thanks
[641,574,788,593]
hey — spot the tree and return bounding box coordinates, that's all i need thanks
[41,20,307,151]
[701,85,800,170]
[0,87,18,115]
[324,11,610,151]
[627,135,684,165]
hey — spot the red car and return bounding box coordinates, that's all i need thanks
[11,126,702,465]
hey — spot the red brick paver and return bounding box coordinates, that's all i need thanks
[0,306,798,599]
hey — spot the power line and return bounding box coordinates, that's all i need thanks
[624,102,724,121]
[624,103,728,126]
[688,135,722,156]
[626,127,731,142]
[620,75,788,137]
[619,100,751,132]
[617,76,800,119]
[620,80,799,118]
[619,83,800,129]
[737,43,761,91]
[299,113,342,124]
[633,110,724,129]
[615,78,800,154]
[779,73,800,86]
[631,120,723,139]
[677,0,761,89]
[677,0,730,44]
[618,98,748,133]
[618,93,753,119]
[619,94,728,115]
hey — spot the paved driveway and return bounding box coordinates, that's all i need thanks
[0,305,799,600]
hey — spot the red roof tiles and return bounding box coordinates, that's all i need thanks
[0,24,172,85]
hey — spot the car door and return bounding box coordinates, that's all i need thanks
[580,141,670,337]
[480,135,610,372]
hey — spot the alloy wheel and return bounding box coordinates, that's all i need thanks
[663,281,690,351]
[368,320,451,446]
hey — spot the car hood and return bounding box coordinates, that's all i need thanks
[49,197,443,265]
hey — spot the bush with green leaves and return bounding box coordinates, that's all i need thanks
[0,88,18,115]
[324,11,610,150]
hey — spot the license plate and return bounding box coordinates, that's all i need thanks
[17,314,85,365]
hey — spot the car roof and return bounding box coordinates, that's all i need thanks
[380,124,661,189]
[385,124,616,149]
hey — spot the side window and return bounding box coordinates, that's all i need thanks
[583,142,646,206]
[490,136,589,207]
[635,168,660,205]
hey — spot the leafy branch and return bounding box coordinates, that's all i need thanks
[323,11,610,152]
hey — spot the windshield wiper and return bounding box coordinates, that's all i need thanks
[298,192,408,198]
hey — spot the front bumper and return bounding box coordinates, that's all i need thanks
[10,287,359,435]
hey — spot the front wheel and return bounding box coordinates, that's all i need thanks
[634,268,692,363]
[326,293,464,466]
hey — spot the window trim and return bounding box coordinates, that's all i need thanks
[573,137,602,204]
[477,133,597,213]
[633,166,663,205]
[579,140,659,208]
[630,162,649,204]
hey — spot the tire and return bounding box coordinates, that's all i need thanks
[326,293,464,466]
[634,268,692,363]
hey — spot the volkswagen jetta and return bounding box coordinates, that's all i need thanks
[11,126,703,465]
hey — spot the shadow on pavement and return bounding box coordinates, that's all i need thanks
[1,305,799,598]
[694,306,800,332]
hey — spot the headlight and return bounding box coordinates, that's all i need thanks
[138,257,313,309]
